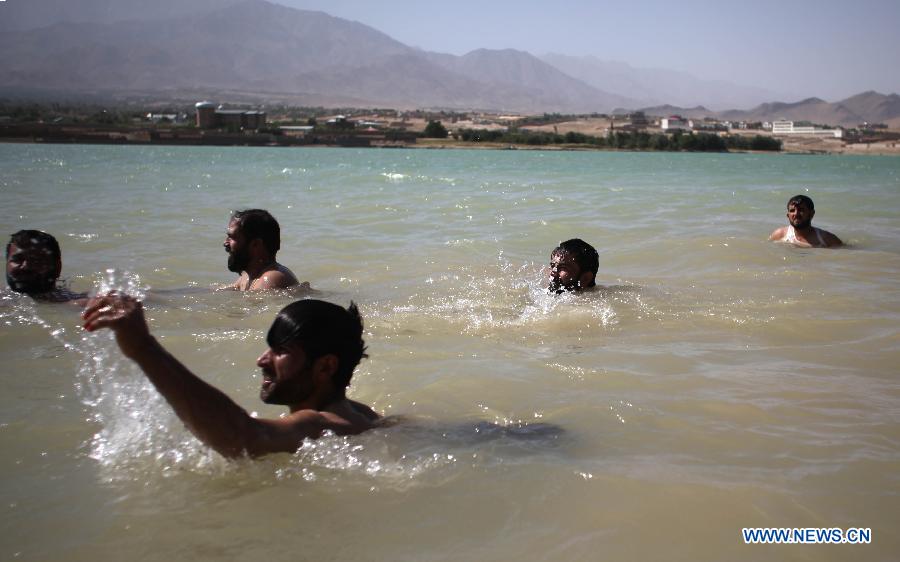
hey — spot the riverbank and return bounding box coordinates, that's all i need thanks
[416,137,900,156]
[2,123,898,155]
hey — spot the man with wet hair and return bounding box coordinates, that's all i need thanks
[81,295,380,458]
[769,195,843,248]
[6,230,86,302]
[549,238,599,293]
[223,209,301,290]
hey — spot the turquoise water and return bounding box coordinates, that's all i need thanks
[1,144,899,561]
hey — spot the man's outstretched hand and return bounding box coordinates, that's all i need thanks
[82,293,155,359]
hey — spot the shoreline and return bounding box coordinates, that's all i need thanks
[2,132,898,156]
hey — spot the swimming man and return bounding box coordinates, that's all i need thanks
[549,238,599,293]
[82,295,380,458]
[6,230,87,302]
[223,209,301,290]
[769,195,843,248]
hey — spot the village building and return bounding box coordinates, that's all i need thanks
[660,116,691,131]
[771,119,843,138]
[195,101,266,130]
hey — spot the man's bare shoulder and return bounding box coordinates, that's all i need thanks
[255,401,379,439]
[348,399,381,422]
[250,264,299,291]
[242,411,326,456]
[819,228,844,247]
[768,226,788,241]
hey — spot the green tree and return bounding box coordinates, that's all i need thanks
[424,120,449,138]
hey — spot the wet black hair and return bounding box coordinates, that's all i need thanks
[552,238,599,281]
[787,195,815,211]
[231,209,281,255]
[6,230,62,294]
[6,230,61,263]
[266,299,368,391]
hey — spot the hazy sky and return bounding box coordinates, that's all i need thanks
[277,0,900,101]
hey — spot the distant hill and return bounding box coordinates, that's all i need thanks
[621,93,900,128]
[718,94,900,127]
[1,0,897,121]
[0,0,639,113]
[540,53,784,111]
[423,49,633,113]
[0,0,242,31]
[838,91,900,123]
[629,105,716,120]
[0,1,414,93]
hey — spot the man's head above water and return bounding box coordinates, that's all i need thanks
[549,238,599,293]
[768,194,842,248]
[225,209,281,273]
[786,194,815,230]
[222,209,300,291]
[259,299,368,407]
[6,230,62,295]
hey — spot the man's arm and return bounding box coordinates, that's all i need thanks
[82,294,318,458]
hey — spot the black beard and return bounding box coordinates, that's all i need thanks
[548,279,576,294]
[227,248,249,273]
[7,271,57,295]
[791,218,812,230]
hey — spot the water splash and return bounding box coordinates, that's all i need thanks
[398,261,626,335]
[1,271,214,477]
[75,270,226,477]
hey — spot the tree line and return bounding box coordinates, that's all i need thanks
[450,127,782,152]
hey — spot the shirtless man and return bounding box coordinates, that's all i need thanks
[769,195,843,248]
[223,209,301,290]
[6,230,87,302]
[82,296,380,458]
[549,238,599,293]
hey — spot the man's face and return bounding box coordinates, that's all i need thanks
[6,242,60,294]
[224,219,250,273]
[549,250,583,293]
[256,341,316,405]
[787,202,814,230]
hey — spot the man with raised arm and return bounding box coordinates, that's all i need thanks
[82,295,380,458]
[548,238,599,293]
[769,195,843,248]
[223,209,301,290]
[6,230,87,303]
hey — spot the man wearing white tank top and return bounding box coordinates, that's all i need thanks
[769,195,843,248]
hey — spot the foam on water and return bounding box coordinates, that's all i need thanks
[2,266,585,486]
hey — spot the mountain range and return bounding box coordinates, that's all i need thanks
[539,54,784,111]
[1,0,898,126]
[0,0,634,113]
[719,91,900,128]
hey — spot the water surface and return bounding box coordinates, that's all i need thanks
[1,145,899,561]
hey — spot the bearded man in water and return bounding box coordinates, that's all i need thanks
[6,230,86,302]
[769,195,843,248]
[223,209,302,290]
[82,296,380,458]
[548,238,599,293]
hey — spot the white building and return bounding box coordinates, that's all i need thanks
[661,116,691,131]
[146,113,182,123]
[771,119,843,138]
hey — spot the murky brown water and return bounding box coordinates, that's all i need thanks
[2,145,898,560]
